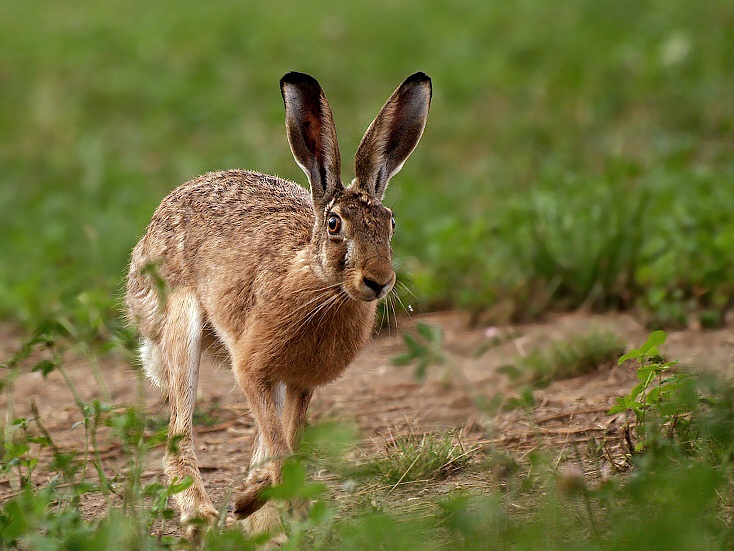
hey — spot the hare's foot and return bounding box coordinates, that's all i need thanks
[166,453,218,539]
[288,496,311,522]
[244,501,285,539]
[172,473,218,539]
[233,466,277,519]
[179,499,219,540]
[263,533,289,549]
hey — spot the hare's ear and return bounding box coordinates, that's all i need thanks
[353,72,431,200]
[281,72,343,208]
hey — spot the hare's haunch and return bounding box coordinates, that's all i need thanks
[125,72,431,538]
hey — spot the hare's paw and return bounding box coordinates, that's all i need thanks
[181,502,219,540]
[244,501,285,538]
[263,533,289,549]
[233,467,276,519]
[233,484,268,519]
[288,497,311,522]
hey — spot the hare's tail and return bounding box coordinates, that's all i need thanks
[140,337,168,394]
[127,258,171,395]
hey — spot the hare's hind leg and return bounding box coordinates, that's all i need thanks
[159,289,218,536]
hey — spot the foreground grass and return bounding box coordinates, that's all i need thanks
[367,431,474,486]
[3,326,734,549]
[1,0,734,332]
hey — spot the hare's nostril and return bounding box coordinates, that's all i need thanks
[363,276,388,294]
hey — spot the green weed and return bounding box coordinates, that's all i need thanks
[0,326,196,548]
[368,431,474,486]
[503,330,626,387]
[391,322,447,381]
[610,330,705,455]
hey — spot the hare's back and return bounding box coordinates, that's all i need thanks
[136,169,314,287]
[171,169,312,223]
[154,168,313,235]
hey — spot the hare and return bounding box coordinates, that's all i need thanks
[125,71,431,538]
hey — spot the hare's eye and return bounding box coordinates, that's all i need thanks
[391,216,396,230]
[327,215,342,235]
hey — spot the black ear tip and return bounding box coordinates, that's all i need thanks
[280,71,320,89]
[405,72,431,86]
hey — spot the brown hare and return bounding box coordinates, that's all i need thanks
[125,71,431,538]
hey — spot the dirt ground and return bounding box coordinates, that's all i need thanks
[1,311,733,531]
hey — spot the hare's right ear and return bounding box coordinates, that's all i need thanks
[353,72,432,201]
[281,72,343,209]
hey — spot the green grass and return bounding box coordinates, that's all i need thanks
[501,330,626,387]
[1,0,733,331]
[368,431,473,486]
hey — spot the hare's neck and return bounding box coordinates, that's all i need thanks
[286,250,376,334]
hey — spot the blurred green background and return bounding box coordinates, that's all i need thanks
[1,0,733,331]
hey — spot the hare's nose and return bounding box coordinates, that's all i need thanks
[363,276,391,296]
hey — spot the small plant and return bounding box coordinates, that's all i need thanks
[608,330,699,453]
[369,431,474,486]
[501,330,625,387]
[0,325,197,548]
[143,476,193,531]
[391,322,446,381]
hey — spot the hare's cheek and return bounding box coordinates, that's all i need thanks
[325,240,349,273]
[343,241,354,268]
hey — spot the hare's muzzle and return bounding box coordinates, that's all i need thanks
[360,272,395,301]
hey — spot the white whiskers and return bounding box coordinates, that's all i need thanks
[290,286,348,336]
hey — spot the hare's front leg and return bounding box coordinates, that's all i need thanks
[241,431,286,538]
[241,384,314,535]
[158,290,218,536]
[283,385,313,449]
[232,370,292,519]
[240,384,285,536]
[282,385,314,520]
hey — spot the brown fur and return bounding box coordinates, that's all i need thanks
[125,72,431,539]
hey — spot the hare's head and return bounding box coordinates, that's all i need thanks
[281,71,431,302]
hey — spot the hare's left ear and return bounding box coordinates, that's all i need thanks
[352,72,432,200]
